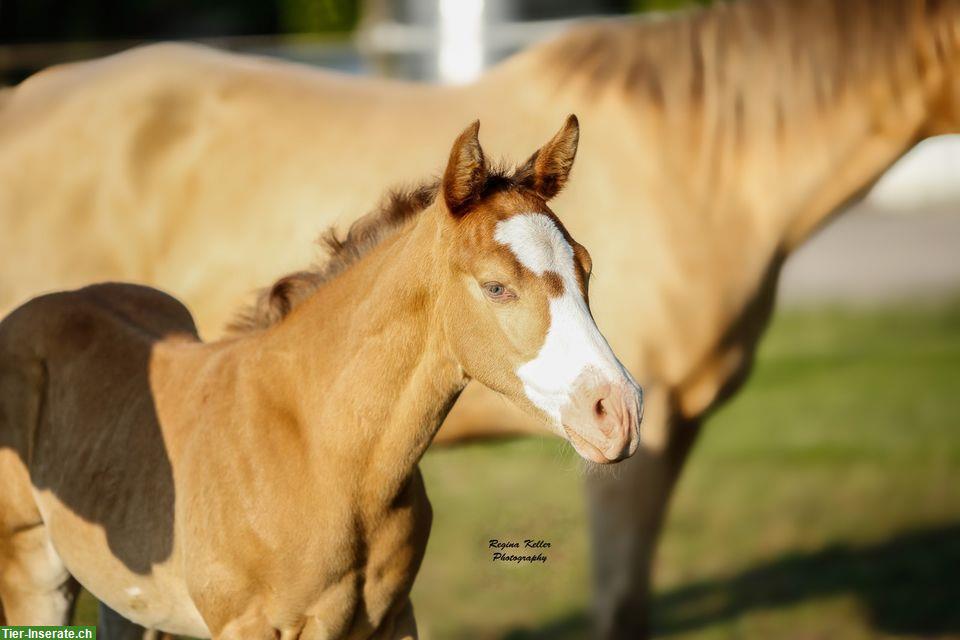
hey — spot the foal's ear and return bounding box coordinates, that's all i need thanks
[443,120,488,216]
[518,114,579,200]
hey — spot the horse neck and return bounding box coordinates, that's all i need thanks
[639,0,954,253]
[765,4,958,251]
[523,1,957,253]
[253,207,465,499]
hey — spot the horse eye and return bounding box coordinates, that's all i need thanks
[482,282,510,300]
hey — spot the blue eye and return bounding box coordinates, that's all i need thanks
[483,282,513,300]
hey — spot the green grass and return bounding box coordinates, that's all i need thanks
[74,301,960,638]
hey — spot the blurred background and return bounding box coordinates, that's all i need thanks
[0,0,713,83]
[2,1,958,638]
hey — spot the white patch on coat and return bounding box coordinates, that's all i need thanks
[493,213,634,422]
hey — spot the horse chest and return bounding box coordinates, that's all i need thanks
[177,468,430,637]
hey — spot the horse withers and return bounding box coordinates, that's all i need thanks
[0,116,642,638]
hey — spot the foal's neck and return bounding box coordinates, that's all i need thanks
[258,207,464,501]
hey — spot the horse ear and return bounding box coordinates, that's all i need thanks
[518,114,579,200]
[443,120,488,216]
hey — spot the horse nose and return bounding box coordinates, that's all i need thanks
[594,384,641,461]
[566,380,642,463]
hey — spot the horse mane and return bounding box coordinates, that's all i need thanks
[228,166,527,334]
[538,0,955,125]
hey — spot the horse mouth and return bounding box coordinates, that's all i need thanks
[563,424,614,464]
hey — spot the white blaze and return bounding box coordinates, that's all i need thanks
[493,213,632,423]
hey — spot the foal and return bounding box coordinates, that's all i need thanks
[0,116,642,638]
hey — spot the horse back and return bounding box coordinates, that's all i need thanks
[0,282,198,359]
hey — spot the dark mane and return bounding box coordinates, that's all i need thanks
[228,165,528,334]
[540,0,955,126]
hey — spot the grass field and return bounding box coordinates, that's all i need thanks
[74,301,960,638]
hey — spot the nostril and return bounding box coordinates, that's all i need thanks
[594,398,606,418]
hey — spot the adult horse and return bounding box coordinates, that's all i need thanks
[0,0,957,636]
[0,118,642,638]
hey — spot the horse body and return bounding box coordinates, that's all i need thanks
[1,0,957,636]
[0,278,430,638]
[0,120,642,637]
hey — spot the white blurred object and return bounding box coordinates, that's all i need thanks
[865,135,960,214]
[359,0,573,81]
[438,0,484,84]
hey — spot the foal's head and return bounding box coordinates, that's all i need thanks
[435,117,642,463]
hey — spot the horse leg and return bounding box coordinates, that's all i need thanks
[371,598,417,640]
[585,385,702,639]
[0,475,79,625]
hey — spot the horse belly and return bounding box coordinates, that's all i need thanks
[29,491,210,637]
